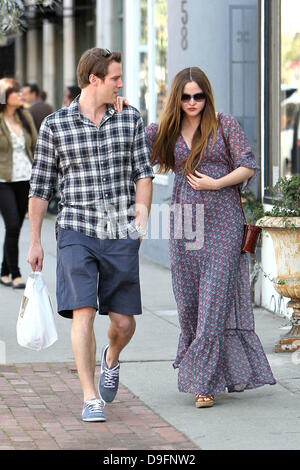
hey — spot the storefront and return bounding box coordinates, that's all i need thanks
[258,0,300,317]
[138,0,299,321]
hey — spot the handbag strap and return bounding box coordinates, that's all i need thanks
[217,113,247,224]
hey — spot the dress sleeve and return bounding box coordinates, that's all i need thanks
[221,113,260,191]
[145,122,159,156]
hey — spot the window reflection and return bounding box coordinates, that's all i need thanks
[281,0,300,176]
[154,0,167,119]
[139,0,167,123]
[139,0,148,122]
[139,51,149,123]
[140,0,148,45]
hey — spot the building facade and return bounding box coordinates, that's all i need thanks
[2,0,299,318]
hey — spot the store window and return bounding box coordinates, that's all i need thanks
[75,0,95,60]
[154,0,168,119]
[135,0,168,186]
[264,0,300,201]
[281,0,300,176]
[139,0,148,122]
[138,0,167,124]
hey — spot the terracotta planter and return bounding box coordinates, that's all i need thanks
[256,216,300,352]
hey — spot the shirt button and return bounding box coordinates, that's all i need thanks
[105,194,108,197]
[103,178,106,181]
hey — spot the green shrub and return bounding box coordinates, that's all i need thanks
[265,174,300,217]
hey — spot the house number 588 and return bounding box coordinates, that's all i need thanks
[181,0,188,50]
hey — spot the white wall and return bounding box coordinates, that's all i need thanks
[96,0,114,50]
[167,0,258,115]
[255,233,292,319]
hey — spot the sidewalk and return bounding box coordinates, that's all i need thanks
[1,215,300,450]
[0,362,196,450]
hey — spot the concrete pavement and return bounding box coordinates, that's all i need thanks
[0,215,300,450]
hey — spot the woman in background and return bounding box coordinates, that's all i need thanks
[0,78,37,289]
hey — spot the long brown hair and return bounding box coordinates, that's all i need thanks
[0,78,33,136]
[151,67,217,174]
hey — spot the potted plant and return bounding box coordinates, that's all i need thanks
[256,174,300,352]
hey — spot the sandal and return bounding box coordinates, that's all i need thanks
[0,276,12,287]
[12,277,26,289]
[195,395,214,408]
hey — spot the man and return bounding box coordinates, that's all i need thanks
[27,48,154,422]
[22,83,53,131]
[62,85,81,107]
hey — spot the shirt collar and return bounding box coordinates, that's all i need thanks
[68,96,116,117]
[67,95,80,115]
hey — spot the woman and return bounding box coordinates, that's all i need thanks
[145,67,276,408]
[0,78,37,288]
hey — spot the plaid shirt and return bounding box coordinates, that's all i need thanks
[29,97,154,238]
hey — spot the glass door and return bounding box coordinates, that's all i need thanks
[281,0,300,176]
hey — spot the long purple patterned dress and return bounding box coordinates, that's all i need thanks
[146,113,276,396]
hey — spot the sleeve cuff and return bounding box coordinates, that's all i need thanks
[133,168,155,182]
[28,186,53,201]
[234,152,260,191]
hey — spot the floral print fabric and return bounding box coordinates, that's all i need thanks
[4,120,32,182]
[146,113,276,395]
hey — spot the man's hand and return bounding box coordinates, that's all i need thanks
[134,178,153,244]
[26,197,48,272]
[27,242,44,272]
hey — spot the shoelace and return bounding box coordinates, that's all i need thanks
[85,399,105,412]
[104,365,120,388]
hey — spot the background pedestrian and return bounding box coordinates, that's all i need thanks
[0,78,37,289]
[22,83,53,131]
[62,85,81,107]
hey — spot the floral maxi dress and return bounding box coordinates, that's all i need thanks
[146,113,276,396]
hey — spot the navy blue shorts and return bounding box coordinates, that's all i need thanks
[56,228,142,319]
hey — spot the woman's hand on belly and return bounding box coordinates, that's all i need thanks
[186,171,219,191]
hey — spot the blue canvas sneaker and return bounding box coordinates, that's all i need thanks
[82,398,106,422]
[98,344,120,403]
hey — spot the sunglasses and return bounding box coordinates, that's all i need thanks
[100,48,112,58]
[181,92,206,102]
[88,49,112,79]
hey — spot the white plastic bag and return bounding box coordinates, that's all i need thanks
[16,272,58,350]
